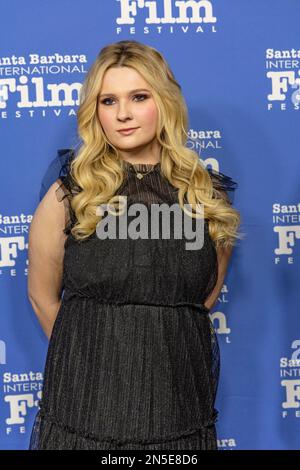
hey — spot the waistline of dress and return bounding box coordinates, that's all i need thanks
[62,289,210,315]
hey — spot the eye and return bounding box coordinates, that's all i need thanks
[133,94,148,102]
[100,94,149,105]
[100,97,114,105]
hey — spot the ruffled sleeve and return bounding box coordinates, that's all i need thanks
[206,167,238,205]
[54,148,80,236]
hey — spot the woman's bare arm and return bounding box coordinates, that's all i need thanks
[28,180,67,340]
[204,244,233,311]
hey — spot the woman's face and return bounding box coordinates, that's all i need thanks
[97,66,159,155]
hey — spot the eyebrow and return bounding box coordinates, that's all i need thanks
[99,88,150,98]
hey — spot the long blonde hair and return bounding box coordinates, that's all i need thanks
[67,40,242,249]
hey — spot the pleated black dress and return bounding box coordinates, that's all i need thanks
[29,156,237,450]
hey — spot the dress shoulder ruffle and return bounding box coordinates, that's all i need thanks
[206,167,238,205]
[55,148,80,235]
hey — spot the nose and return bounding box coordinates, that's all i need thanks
[116,99,133,121]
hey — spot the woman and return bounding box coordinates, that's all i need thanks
[28,40,241,450]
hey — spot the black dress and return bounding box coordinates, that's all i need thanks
[29,157,237,450]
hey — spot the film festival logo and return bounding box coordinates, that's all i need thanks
[3,371,43,432]
[0,212,30,277]
[187,128,224,160]
[266,48,300,110]
[272,202,300,264]
[209,301,231,340]
[0,52,88,119]
[0,236,28,275]
[0,339,43,433]
[280,339,300,418]
[115,0,218,33]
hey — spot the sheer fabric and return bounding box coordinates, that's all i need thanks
[29,151,237,450]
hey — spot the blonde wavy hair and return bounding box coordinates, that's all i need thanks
[67,40,242,249]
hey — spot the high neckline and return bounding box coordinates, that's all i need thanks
[122,160,161,172]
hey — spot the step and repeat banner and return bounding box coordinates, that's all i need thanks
[1,1,299,450]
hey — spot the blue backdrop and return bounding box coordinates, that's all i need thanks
[1,0,299,450]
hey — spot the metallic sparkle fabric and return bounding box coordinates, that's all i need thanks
[28,154,236,450]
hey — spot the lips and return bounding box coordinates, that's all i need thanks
[117,127,139,135]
